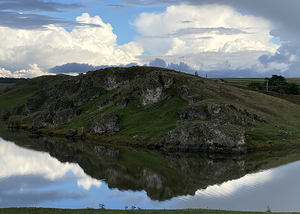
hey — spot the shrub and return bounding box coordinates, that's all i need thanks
[247,81,263,90]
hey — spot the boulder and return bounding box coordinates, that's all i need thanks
[91,112,120,135]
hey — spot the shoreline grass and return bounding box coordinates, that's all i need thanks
[0,208,298,214]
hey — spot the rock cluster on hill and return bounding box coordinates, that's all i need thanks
[4,66,273,153]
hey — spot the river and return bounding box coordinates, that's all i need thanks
[1,128,300,212]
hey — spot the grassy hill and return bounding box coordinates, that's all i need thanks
[1,67,300,151]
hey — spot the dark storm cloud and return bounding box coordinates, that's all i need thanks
[0,0,90,29]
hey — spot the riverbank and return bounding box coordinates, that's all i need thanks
[0,208,292,214]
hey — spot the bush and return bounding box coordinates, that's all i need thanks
[285,82,300,95]
[247,81,263,90]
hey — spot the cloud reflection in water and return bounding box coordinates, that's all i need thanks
[0,138,101,207]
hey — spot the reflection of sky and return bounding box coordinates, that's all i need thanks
[163,161,300,212]
[2,136,300,211]
[0,138,101,208]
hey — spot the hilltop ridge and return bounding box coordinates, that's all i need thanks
[1,66,300,153]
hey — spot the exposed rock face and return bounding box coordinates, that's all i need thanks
[45,77,82,98]
[177,85,202,104]
[156,120,246,153]
[91,112,120,135]
[141,88,163,106]
[178,105,209,120]
[9,105,23,116]
[74,87,106,106]
[157,103,252,153]
[32,98,79,128]
[22,92,47,116]
[140,71,174,108]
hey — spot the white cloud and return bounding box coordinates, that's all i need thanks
[0,64,51,78]
[0,13,143,78]
[0,138,101,190]
[134,4,278,56]
[133,4,286,75]
[0,67,12,77]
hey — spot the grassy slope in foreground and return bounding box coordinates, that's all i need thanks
[0,208,295,214]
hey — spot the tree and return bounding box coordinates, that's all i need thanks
[264,75,287,93]
[195,71,199,76]
[263,75,300,94]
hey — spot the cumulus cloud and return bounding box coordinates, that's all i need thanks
[0,13,143,78]
[126,0,300,76]
[134,4,277,55]
[132,4,286,77]
[0,64,51,78]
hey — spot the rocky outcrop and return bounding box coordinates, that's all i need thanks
[9,105,23,116]
[177,85,202,104]
[22,91,47,116]
[74,87,107,106]
[32,98,79,128]
[91,112,120,135]
[98,93,119,109]
[178,105,209,120]
[156,120,246,154]
[139,71,174,108]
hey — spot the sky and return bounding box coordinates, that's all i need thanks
[1,0,300,78]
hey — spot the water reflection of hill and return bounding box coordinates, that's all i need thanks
[4,130,300,201]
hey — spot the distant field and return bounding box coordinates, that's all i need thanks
[0,83,14,93]
[223,78,300,88]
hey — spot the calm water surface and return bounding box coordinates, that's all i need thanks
[1,131,300,212]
